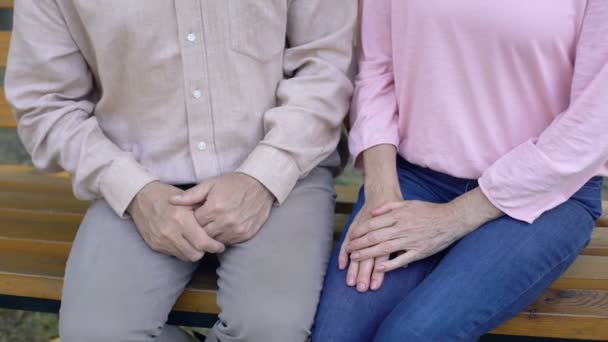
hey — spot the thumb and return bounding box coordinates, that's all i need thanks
[170,182,214,206]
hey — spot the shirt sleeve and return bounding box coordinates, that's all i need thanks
[237,0,356,203]
[348,0,400,166]
[478,0,608,224]
[5,0,158,217]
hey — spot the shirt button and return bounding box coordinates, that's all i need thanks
[197,141,207,151]
[187,33,196,42]
[192,89,202,99]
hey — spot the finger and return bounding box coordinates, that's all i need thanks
[152,242,186,262]
[377,251,419,272]
[348,227,398,252]
[345,211,368,243]
[356,259,374,293]
[339,239,350,270]
[370,255,389,291]
[193,206,215,228]
[150,233,188,261]
[173,235,205,262]
[346,260,360,287]
[371,201,404,217]
[350,241,398,261]
[170,182,214,206]
[182,214,225,253]
[203,221,226,241]
[349,215,397,241]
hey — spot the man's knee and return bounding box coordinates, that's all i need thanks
[214,299,314,342]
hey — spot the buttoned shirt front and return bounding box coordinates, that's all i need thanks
[6,0,356,216]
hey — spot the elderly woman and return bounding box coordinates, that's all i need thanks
[313,1,607,341]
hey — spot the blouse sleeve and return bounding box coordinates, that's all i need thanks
[348,0,400,166]
[478,0,608,223]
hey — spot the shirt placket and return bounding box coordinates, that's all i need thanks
[175,0,220,181]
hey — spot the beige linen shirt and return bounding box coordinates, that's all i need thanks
[6,0,356,216]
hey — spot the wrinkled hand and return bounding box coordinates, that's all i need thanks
[339,188,402,293]
[347,200,469,272]
[128,181,225,262]
[170,172,274,245]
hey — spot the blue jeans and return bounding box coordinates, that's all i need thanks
[312,158,603,342]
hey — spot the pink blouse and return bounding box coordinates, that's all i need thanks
[350,0,608,223]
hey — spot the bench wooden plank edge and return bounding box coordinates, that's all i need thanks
[0,272,221,314]
[2,271,606,338]
[0,32,10,69]
[492,315,608,341]
[0,294,220,328]
[599,202,608,226]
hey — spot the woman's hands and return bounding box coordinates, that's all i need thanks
[341,144,504,291]
[347,188,504,273]
[346,200,466,271]
[339,144,402,292]
[339,189,402,292]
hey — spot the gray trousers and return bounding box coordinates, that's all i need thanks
[59,168,335,342]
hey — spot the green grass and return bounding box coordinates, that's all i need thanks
[0,128,31,165]
[0,310,58,342]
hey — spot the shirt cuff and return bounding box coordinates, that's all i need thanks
[99,157,159,218]
[236,144,301,204]
[478,140,570,224]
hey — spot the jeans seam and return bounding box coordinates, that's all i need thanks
[458,243,586,340]
[379,323,428,341]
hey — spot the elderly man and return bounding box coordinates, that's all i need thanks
[5,1,356,341]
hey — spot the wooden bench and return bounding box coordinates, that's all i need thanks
[0,1,607,339]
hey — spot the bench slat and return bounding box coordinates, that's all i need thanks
[492,289,608,340]
[598,202,608,227]
[0,235,606,305]
[0,191,89,214]
[0,237,220,313]
[588,227,608,257]
[1,206,605,258]
[0,165,601,222]
[0,165,72,194]
[554,255,608,291]
[0,208,80,243]
[0,89,14,129]
[0,32,8,68]
[0,166,357,214]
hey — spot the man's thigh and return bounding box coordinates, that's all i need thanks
[60,200,199,341]
[209,167,336,342]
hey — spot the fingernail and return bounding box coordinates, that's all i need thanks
[347,276,355,286]
[351,252,360,259]
[357,282,367,292]
[371,280,379,290]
